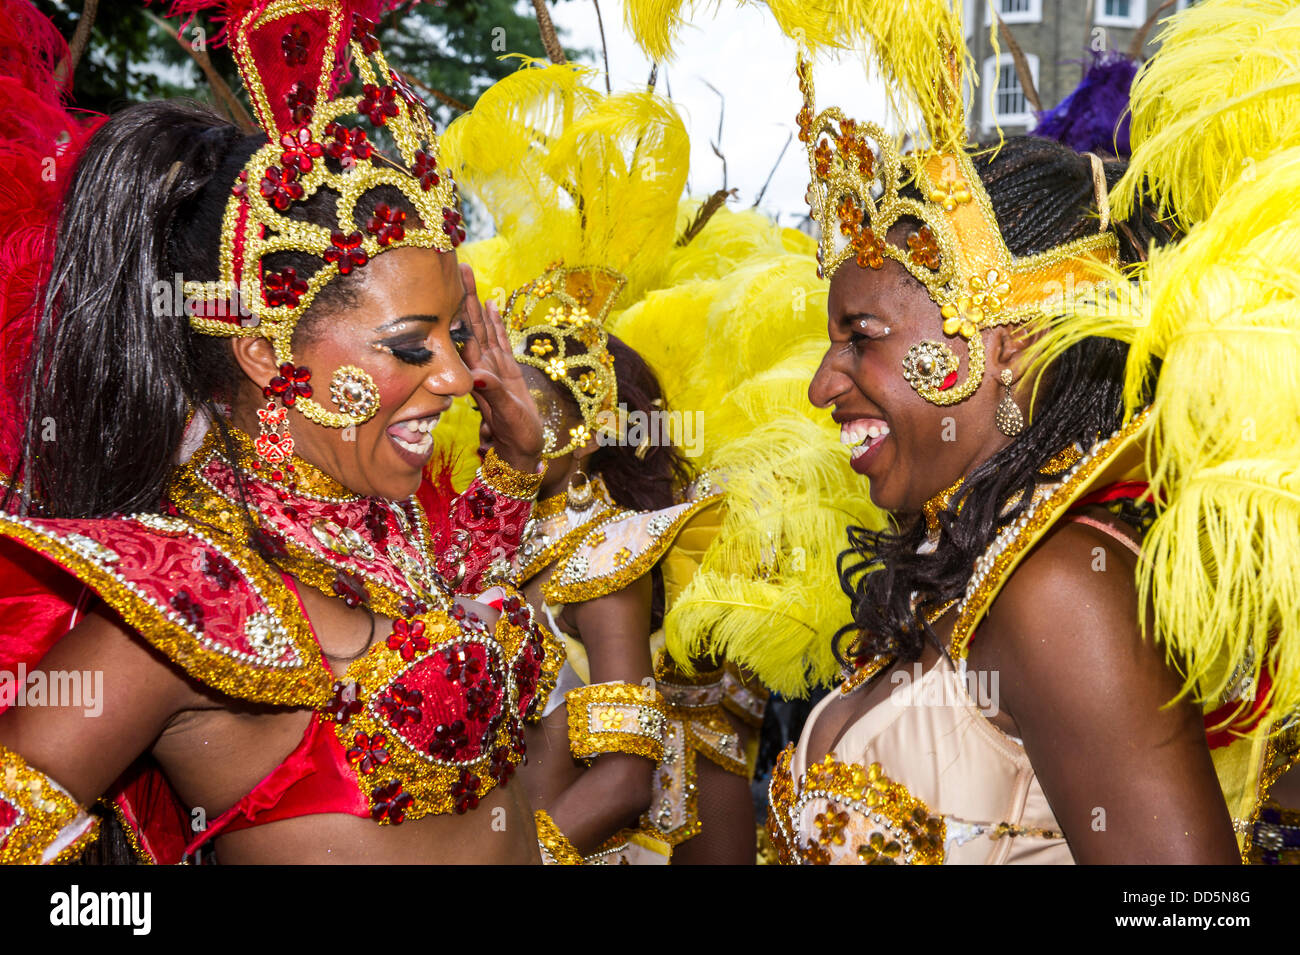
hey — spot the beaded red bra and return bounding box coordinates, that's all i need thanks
[0,427,547,862]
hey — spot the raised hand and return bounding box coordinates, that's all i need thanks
[458,264,544,474]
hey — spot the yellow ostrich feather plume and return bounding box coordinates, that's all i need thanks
[624,0,975,154]
[1114,0,1300,231]
[439,58,689,305]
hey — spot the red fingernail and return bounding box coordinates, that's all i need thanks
[473,377,487,389]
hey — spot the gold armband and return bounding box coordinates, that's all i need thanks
[478,447,544,501]
[535,810,583,865]
[0,744,99,864]
[566,681,667,762]
[722,662,770,728]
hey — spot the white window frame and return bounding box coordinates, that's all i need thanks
[1175,0,1200,10]
[1096,0,1147,28]
[983,53,1040,130]
[984,0,1042,26]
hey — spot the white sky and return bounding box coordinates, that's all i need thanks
[549,0,890,226]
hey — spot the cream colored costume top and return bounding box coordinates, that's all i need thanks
[769,653,1070,865]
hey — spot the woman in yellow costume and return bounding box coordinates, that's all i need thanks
[437,60,878,862]
[626,0,1300,864]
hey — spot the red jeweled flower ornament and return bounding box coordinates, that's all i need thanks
[179,1,465,433]
[324,593,543,823]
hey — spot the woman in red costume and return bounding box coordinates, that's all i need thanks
[0,0,550,863]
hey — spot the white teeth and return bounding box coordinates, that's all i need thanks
[840,419,889,450]
[415,415,440,434]
[393,432,434,456]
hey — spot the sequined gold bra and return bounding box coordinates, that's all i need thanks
[0,428,545,862]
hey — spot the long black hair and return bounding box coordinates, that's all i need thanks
[836,136,1178,666]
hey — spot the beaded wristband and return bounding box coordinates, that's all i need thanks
[478,447,544,501]
[0,744,99,864]
[566,681,667,762]
[721,662,770,728]
[535,810,583,865]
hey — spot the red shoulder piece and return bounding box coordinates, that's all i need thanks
[422,452,535,595]
[0,512,331,707]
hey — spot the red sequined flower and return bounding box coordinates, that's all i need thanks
[281,23,310,66]
[325,680,363,723]
[465,680,498,722]
[347,731,391,775]
[386,618,429,661]
[466,486,496,520]
[323,122,373,171]
[202,550,238,590]
[412,148,441,192]
[451,769,481,814]
[279,127,323,174]
[488,745,515,784]
[369,779,413,824]
[358,83,399,125]
[286,83,317,125]
[170,589,204,631]
[323,230,369,275]
[365,501,392,544]
[377,683,424,728]
[263,361,313,404]
[332,570,369,608]
[259,165,303,211]
[231,169,249,198]
[366,203,406,246]
[442,645,483,686]
[429,719,469,760]
[350,14,380,54]
[441,206,465,247]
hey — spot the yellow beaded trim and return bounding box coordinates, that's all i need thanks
[921,476,965,538]
[840,654,894,696]
[768,746,947,865]
[0,514,332,708]
[566,681,667,762]
[535,809,583,865]
[948,408,1152,659]
[527,615,566,724]
[0,745,99,865]
[542,493,723,605]
[478,447,544,501]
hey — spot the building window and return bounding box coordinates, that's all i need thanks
[984,0,1042,26]
[1096,0,1147,27]
[982,53,1039,129]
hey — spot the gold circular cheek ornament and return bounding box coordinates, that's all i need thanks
[901,341,959,396]
[328,365,381,423]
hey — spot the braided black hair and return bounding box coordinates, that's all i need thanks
[835,135,1178,666]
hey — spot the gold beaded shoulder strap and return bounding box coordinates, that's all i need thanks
[946,409,1151,659]
[0,511,332,707]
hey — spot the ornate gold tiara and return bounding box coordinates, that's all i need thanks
[185,0,463,429]
[797,54,1119,405]
[504,266,625,458]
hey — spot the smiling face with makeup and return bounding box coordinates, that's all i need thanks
[808,227,1026,515]
[231,246,473,501]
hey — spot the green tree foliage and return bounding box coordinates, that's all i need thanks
[36,0,584,123]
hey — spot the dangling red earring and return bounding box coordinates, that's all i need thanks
[256,363,312,486]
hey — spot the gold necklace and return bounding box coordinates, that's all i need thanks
[921,476,965,538]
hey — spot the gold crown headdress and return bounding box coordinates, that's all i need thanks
[504,266,626,458]
[181,0,463,428]
[627,0,1120,406]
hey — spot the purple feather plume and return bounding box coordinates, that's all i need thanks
[1034,50,1138,157]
